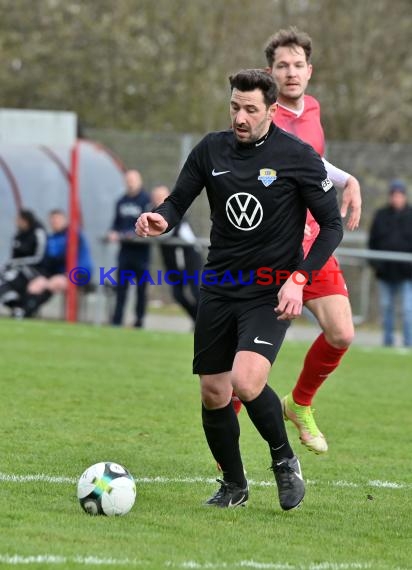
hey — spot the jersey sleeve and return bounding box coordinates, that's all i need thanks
[322,158,350,189]
[153,138,207,231]
[295,145,343,275]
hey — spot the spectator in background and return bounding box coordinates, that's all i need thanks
[368,179,412,347]
[151,185,203,324]
[107,169,151,328]
[0,209,47,317]
[23,209,93,318]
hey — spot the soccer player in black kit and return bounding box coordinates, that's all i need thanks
[136,69,343,511]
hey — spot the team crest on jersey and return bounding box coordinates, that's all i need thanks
[258,168,277,188]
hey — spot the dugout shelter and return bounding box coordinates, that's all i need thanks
[0,108,125,322]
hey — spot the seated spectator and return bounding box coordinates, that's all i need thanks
[151,185,203,323]
[23,209,93,318]
[0,209,47,317]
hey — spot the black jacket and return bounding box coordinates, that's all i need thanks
[111,190,151,263]
[9,224,47,270]
[368,204,412,281]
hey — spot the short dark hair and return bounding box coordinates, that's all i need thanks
[264,26,312,67]
[18,209,36,229]
[229,69,277,107]
[49,209,66,217]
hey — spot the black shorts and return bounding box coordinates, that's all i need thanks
[193,290,290,375]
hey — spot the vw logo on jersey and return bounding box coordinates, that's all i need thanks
[226,193,263,231]
[258,168,277,188]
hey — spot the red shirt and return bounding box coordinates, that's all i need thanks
[273,95,326,255]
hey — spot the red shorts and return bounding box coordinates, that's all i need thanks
[303,255,348,302]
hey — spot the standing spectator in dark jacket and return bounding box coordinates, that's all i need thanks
[151,185,203,324]
[23,209,93,317]
[107,169,151,328]
[368,179,412,347]
[0,209,47,316]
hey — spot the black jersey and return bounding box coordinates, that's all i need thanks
[154,124,343,298]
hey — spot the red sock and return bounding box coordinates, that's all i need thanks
[231,392,242,415]
[292,333,348,406]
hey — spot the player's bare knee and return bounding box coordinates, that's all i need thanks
[326,326,354,348]
[201,392,231,409]
[200,377,231,409]
[233,386,260,402]
[231,377,263,403]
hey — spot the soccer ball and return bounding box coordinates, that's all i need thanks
[77,462,136,516]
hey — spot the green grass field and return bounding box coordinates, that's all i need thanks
[0,318,411,570]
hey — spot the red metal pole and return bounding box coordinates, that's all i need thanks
[0,154,23,210]
[66,142,80,322]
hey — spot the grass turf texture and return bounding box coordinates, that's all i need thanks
[0,318,411,570]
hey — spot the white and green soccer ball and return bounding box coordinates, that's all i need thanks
[77,462,136,516]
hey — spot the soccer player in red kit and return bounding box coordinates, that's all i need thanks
[262,27,362,453]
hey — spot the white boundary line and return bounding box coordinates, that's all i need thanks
[166,563,374,570]
[0,556,378,569]
[0,472,409,489]
[0,555,139,566]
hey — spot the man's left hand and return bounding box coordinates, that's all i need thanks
[340,175,362,231]
[275,272,306,321]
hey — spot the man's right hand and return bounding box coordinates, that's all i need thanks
[135,213,168,237]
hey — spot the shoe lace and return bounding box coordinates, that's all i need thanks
[270,462,295,489]
[209,479,230,502]
[294,406,320,436]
